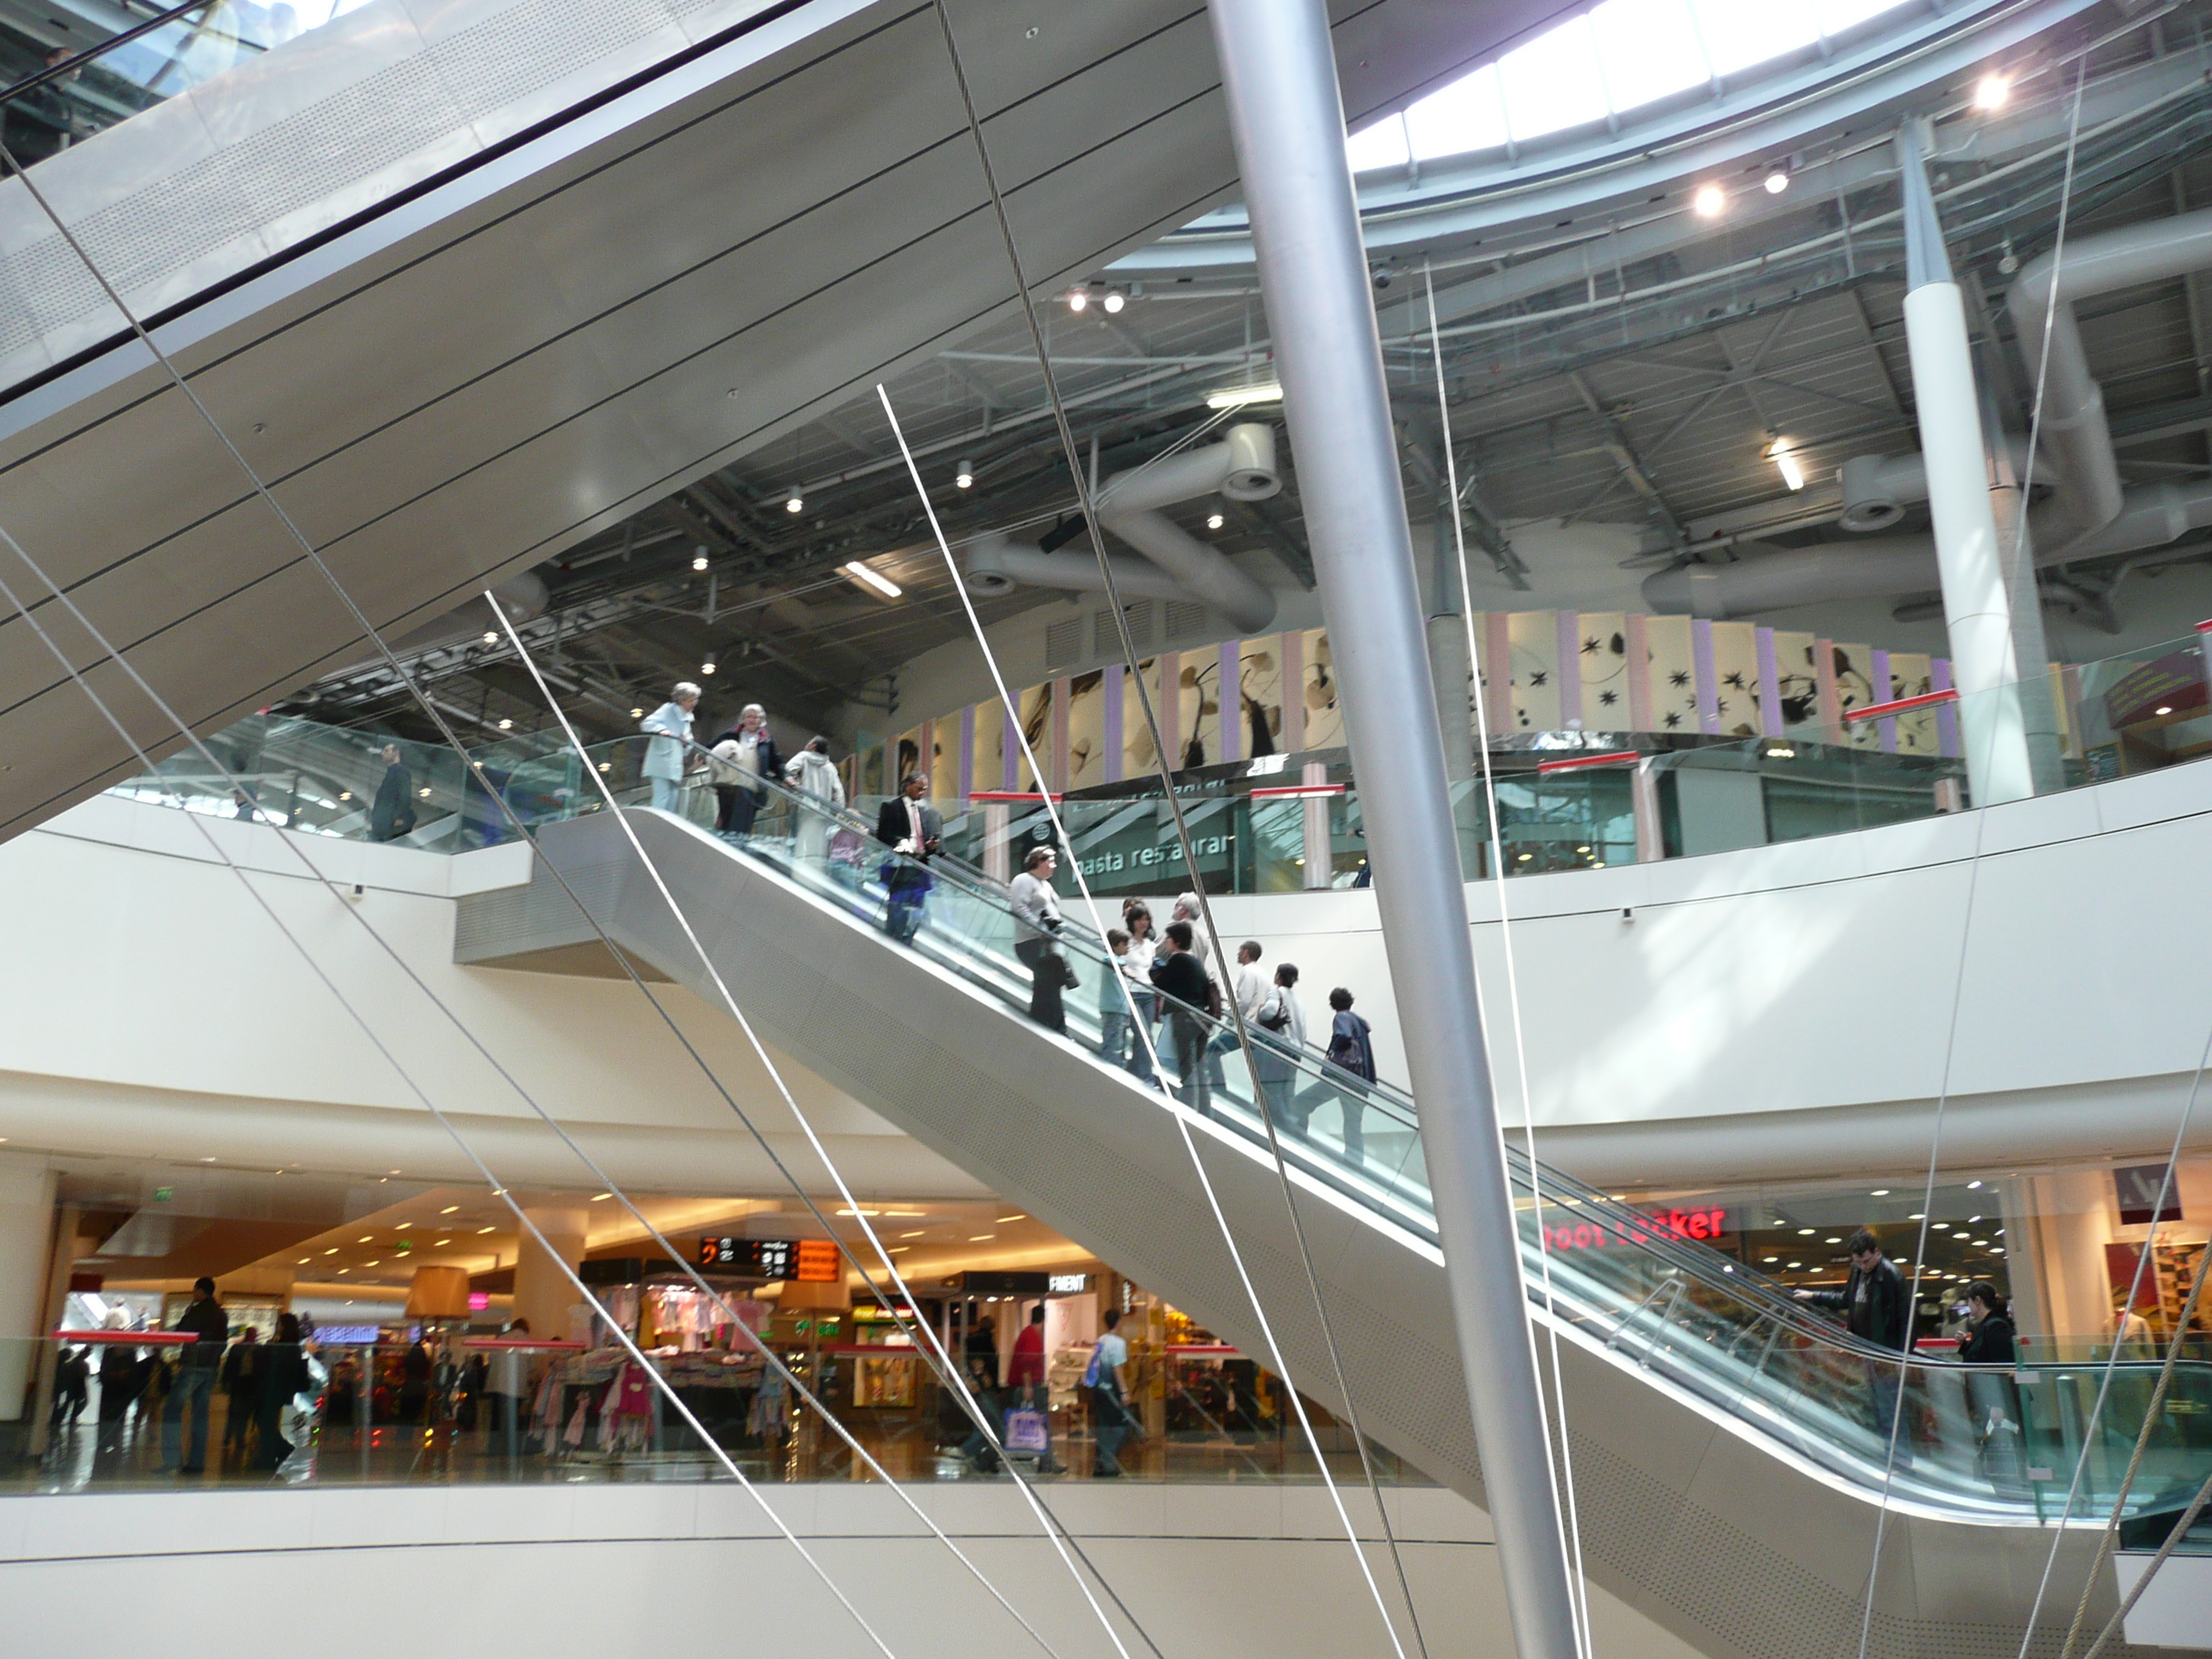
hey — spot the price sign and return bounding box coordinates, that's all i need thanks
[794,1239,842,1282]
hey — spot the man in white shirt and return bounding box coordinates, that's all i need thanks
[1204,940,1268,1086]
[1087,1308,1134,1477]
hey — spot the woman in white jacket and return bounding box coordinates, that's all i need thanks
[783,737,845,861]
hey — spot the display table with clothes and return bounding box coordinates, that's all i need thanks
[529,1347,765,1457]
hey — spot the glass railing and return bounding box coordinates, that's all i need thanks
[529,750,2212,1532]
[12,1329,1420,1494]
[0,0,369,172]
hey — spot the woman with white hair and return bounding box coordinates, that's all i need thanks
[783,735,844,860]
[640,683,701,814]
[708,703,781,839]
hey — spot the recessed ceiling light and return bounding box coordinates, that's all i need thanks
[325,1249,339,1255]
[1870,1190,1890,1197]
[996,1215,1028,1223]
[1102,290,1125,314]
[435,1238,450,1246]
[590,1192,612,1202]
[338,791,351,801]
[1763,166,1789,195]
[357,1237,372,1244]
[200,1156,217,1163]
[477,1227,495,1235]
[1206,382,1282,410]
[1066,288,1088,313]
[968,1233,996,1241]
[899,1231,925,1238]
[336,1267,349,1274]
[2156,706,2173,716]
[441,1206,459,1214]
[297,1258,310,1265]
[365,1260,379,1267]
[396,1222,410,1229]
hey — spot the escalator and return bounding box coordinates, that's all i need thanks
[452,754,2211,1659]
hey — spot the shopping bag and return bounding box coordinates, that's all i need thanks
[1004,1408,1050,1454]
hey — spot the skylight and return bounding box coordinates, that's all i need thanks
[1349,0,1914,168]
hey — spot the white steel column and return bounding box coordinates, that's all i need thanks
[1205,5,1582,1657]
[1898,122,2034,804]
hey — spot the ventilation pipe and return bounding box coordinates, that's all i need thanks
[1838,439,2032,531]
[959,423,1282,632]
[1649,204,2212,619]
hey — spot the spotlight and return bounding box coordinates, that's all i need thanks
[1206,512,1225,530]
[482,630,498,644]
[701,653,716,675]
[843,559,904,599]
[1066,288,1089,313]
[955,459,974,490]
[784,487,804,513]
[1102,290,1125,314]
[631,707,644,719]
[498,718,513,730]
[692,551,709,571]
[1693,183,1726,217]
[1974,72,2010,112]
[1763,166,1789,195]
[1770,440,1807,492]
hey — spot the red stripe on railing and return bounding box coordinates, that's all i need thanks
[968,791,1064,802]
[1249,783,1346,799]
[1534,750,1642,775]
[1842,688,1958,724]
[2197,619,2212,635]
[53,1330,197,1344]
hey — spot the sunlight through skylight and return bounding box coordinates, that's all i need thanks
[1349,0,1913,168]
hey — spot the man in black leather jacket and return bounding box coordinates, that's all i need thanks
[163,1277,228,1474]
[1798,1229,1914,1454]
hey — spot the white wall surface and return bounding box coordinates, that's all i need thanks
[0,793,987,1198]
[0,1480,1699,1659]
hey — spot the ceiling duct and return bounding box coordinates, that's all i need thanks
[1836,439,2033,532]
[961,423,1282,633]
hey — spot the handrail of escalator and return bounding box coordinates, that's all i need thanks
[0,1,219,112]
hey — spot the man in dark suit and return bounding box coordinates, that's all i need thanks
[873,771,942,943]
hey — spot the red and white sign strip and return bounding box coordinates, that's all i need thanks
[1842,687,1957,725]
[1533,749,1641,777]
[968,790,1064,803]
[1249,783,1348,800]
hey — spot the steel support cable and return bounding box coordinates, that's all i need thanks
[2077,1462,2212,1659]
[0,127,1148,1659]
[878,379,1418,1659]
[1422,263,1595,1659]
[0,554,907,1659]
[2059,1262,2211,1659]
[492,608,1154,1659]
[0,529,1079,1659]
[920,10,1435,1650]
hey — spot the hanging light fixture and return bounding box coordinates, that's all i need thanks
[701,652,716,675]
[955,459,974,490]
[1102,290,1125,314]
[1693,183,1726,217]
[1206,512,1226,531]
[784,487,804,513]
[1768,437,1807,492]
[1066,288,1089,313]
[842,560,903,599]
[691,549,709,571]
[1763,163,1789,195]
[1205,381,1283,410]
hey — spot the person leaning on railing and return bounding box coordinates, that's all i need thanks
[1794,1228,1915,1459]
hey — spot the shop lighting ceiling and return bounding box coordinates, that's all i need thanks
[997,1214,1028,1223]
[590,1192,612,1202]
[1102,290,1125,314]
[968,1233,996,1241]
[477,1227,495,1234]
[1763,165,1789,195]
[784,487,804,513]
[1206,512,1226,531]
[701,654,716,676]
[843,560,903,599]
[1768,439,1806,492]
[497,718,513,730]
[954,459,974,490]
[1066,287,1089,313]
[1692,183,1726,217]
[482,630,498,644]
[1206,382,1283,410]
[692,552,709,571]
[631,707,644,719]
[899,1231,925,1238]
[1975,72,2010,111]
[1871,1189,1890,1196]
[441,1205,459,1214]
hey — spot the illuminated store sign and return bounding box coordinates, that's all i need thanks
[1544,1206,1730,1251]
[696,1238,844,1282]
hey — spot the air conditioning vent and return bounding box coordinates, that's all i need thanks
[1164,600,1208,642]
[1044,616,1084,670]
[1097,602,1152,657]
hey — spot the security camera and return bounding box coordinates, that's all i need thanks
[1371,264,1393,290]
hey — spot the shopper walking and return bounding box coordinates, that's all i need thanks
[1321,988,1377,1161]
[1150,922,1214,1115]
[485,1317,531,1455]
[1086,1308,1136,1478]
[708,703,782,838]
[219,1326,264,1464]
[1252,963,1307,1130]
[873,772,942,943]
[1203,940,1267,1086]
[369,742,416,842]
[1959,1281,2023,1493]
[1011,845,1073,1033]
[784,736,845,860]
[162,1276,227,1474]
[964,1315,999,1391]
[1098,927,1135,1064]
[1796,1228,1914,1455]
[1008,1303,1063,1473]
[639,682,701,814]
[254,1313,312,1473]
[1119,906,1161,1087]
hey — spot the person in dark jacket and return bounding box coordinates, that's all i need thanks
[255,1312,313,1472]
[873,773,942,943]
[1958,1282,2015,1365]
[369,743,417,842]
[1149,922,1214,1115]
[220,1327,264,1462]
[707,704,783,837]
[1958,1281,2023,1492]
[1322,988,1377,1161]
[1797,1229,1915,1455]
[162,1277,228,1473]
